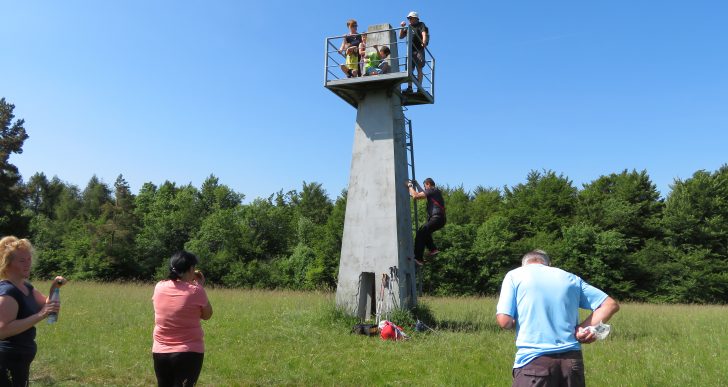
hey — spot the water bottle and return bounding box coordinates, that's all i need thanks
[47,288,60,324]
[588,322,611,340]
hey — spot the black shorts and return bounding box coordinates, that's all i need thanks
[412,49,425,68]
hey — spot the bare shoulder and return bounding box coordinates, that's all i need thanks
[0,294,18,305]
[0,295,20,319]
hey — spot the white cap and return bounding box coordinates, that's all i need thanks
[407,11,419,19]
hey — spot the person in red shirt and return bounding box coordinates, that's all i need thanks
[152,251,213,387]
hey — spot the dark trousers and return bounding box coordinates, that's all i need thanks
[512,351,585,387]
[153,352,204,387]
[414,216,445,260]
[0,352,35,387]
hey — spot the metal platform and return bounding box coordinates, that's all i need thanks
[325,71,434,108]
[325,25,435,109]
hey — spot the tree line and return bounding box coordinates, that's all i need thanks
[2,98,727,303]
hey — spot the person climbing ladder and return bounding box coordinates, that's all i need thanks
[407,177,446,265]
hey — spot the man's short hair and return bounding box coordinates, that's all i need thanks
[423,177,435,187]
[521,250,551,266]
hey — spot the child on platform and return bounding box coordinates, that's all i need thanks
[365,45,391,76]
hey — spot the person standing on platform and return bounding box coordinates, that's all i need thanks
[496,250,620,387]
[399,11,429,93]
[339,19,364,78]
[407,177,446,265]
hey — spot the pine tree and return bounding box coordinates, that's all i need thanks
[0,98,30,236]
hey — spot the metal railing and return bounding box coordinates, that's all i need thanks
[324,26,435,95]
[403,26,435,96]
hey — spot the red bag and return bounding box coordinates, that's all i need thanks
[379,320,408,341]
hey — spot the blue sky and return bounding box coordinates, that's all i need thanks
[3,1,727,201]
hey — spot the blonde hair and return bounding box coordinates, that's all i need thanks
[0,236,33,279]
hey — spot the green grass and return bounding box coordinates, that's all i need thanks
[29,282,728,386]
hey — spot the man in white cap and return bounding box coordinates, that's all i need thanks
[399,11,429,93]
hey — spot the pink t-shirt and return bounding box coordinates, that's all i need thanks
[152,280,209,353]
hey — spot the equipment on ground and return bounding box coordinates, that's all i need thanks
[351,323,379,336]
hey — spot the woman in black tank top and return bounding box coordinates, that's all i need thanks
[0,236,66,387]
[339,19,365,77]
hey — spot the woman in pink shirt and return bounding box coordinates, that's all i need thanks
[152,251,213,387]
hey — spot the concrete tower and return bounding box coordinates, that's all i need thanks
[325,23,435,320]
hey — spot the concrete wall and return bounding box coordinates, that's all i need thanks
[335,85,417,319]
[366,23,399,73]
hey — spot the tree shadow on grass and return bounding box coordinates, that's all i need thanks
[321,302,508,335]
[434,319,502,333]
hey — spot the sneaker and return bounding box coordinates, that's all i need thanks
[427,249,440,257]
[413,257,424,266]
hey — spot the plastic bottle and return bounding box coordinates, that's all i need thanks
[580,321,611,340]
[47,288,60,324]
[588,322,611,340]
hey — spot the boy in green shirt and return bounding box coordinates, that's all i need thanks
[365,45,391,76]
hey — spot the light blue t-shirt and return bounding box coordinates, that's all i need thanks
[496,264,608,369]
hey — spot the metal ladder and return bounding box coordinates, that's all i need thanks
[403,116,423,296]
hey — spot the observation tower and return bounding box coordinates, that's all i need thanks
[324,23,435,320]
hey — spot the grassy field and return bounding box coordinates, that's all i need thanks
[28,281,727,386]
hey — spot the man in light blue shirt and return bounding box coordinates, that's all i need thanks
[496,250,620,387]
